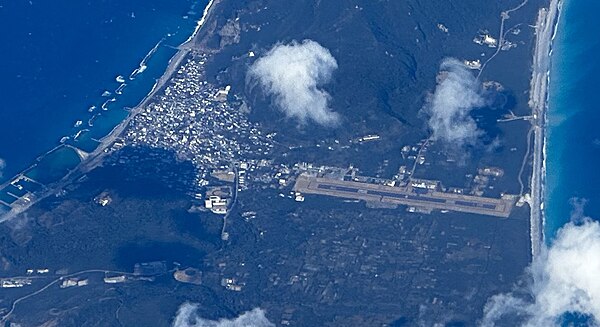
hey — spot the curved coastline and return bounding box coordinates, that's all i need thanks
[1,0,558,263]
[0,0,219,221]
[528,0,562,258]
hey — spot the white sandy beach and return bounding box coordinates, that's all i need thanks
[528,0,562,258]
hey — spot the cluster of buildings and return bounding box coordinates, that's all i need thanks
[473,30,498,47]
[1,278,32,288]
[125,52,274,196]
[60,278,88,288]
[0,268,52,288]
[472,29,518,51]
[93,191,112,206]
[221,277,244,292]
[203,186,231,215]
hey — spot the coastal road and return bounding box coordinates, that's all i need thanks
[0,0,223,223]
[476,0,529,80]
[528,0,561,258]
[0,9,212,223]
[0,47,192,223]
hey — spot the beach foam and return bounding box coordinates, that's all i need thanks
[546,0,600,240]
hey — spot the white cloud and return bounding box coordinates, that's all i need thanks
[481,203,600,326]
[172,303,275,327]
[247,39,340,126]
[421,58,485,148]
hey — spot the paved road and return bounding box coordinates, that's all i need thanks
[528,0,561,258]
[294,175,515,218]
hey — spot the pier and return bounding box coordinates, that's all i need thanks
[65,145,90,161]
[0,0,219,222]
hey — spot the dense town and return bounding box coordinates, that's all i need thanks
[124,52,275,194]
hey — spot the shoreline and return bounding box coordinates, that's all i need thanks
[527,0,562,258]
[0,0,219,221]
[184,0,216,45]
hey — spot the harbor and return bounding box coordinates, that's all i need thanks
[0,0,217,221]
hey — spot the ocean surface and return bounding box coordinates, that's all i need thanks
[1,1,593,238]
[0,0,208,185]
[546,0,600,240]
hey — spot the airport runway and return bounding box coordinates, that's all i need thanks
[294,175,515,218]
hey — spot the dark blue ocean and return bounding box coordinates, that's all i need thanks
[0,0,207,183]
[547,0,600,240]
